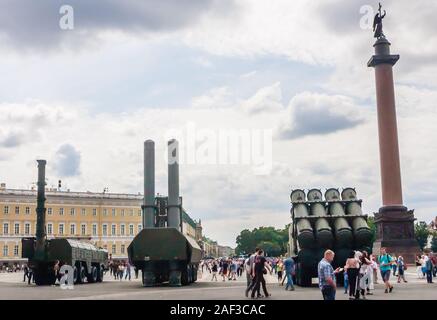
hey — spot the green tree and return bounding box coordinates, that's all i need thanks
[367,216,377,243]
[415,221,430,251]
[431,234,437,253]
[235,226,289,256]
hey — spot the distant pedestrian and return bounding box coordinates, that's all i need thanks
[318,249,340,300]
[425,253,433,283]
[416,254,423,279]
[124,261,132,280]
[23,265,29,283]
[396,256,407,283]
[371,255,378,285]
[283,256,295,291]
[277,259,283,284]
[211,262,218,281]
[27,267,33,285]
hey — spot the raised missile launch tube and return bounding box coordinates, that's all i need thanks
[345,201,363,215]
[333,217,353,248]
[315,218,333,248]
[329,202,346,216]
[307,189,323,202]
[296,219,315,249]
[167,139,181,230]
[290,189,306,203]
[352,217,372,248]
[325,188,341,201]
[35,160,47,259]
[310,203,326,216]
[341,187,357,201]
[143,140,155,228]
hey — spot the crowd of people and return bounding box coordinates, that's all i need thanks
[318,247,437,300]
[108,259,135,281]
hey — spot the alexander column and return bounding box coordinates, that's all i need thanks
[367,3,420,263]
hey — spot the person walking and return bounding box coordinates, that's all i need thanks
[359,251,372,298]
[124,261,132,280]
[344,250,360,300]
[277,259,283,284]
[318,249,341,301]
[283,256,295,291]
[250,249,271,299]
[27,266,33,285]
[23,264,29,283]
[371,255,378,286]
[391,254,398,276]
[245,248,260,298]
[396,256,408,283]
[416,254,423,279]
[378,247,394,293]
[211,262,218,281]
[425,253,434,283]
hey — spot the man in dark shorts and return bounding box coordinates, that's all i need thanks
[378,247,394,293]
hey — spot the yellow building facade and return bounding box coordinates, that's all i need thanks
[0,186,201,264]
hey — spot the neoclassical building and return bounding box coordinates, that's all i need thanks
[0,184,202,265]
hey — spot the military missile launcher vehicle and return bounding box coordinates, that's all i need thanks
[289,187,372,287]
[21,160,108,285]
[128,139,202,287]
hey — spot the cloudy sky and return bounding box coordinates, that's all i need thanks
[0,0,436,247]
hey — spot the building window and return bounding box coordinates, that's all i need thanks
[59,208,64,215]
[121,245,125,254]
[14,223,20,235]
[3,206,9,215]
[13,245,19,256]
[103,209,107,216]
[3,245,8,257]
[92,208,97,216]
[3,223,9,235]
[129,224,134,236]
[70,208,75,216]
[25,207,30,215]
[81,208,86,216]
[59,224,64,235]
[120,224,125,236]
[112,208,116,216]
[129,209,134,216]
[92,224,97,236]
[112,244,116,254]
[15,206,19,215]
[102,224,108,236]
[138,209,141,216]
[70,224,76,235]
[138,224,142,233]
[111,224,116,236]
[81,224,86,235]
[121,209,125,217]
[47,223,53,235]
[24,223,30,235]
[47,208,52,215]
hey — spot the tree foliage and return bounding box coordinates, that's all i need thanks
[431,234,437,253]
[367,216,376,244]
[235,226,289,256]
[415,221,430,251]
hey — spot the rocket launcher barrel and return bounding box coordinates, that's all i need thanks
[333,217,353,248]
[352,217,372,248]
[315,218,333,248]
[296,219,315,249]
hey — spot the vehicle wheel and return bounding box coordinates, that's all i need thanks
[97,266,104,282]
[181,267,188,286]
[88,266,98,283]
[73,266,79,284]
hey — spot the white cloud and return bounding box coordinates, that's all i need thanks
[276,92,366,139]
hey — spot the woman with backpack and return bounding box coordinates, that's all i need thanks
[344,250,360,300]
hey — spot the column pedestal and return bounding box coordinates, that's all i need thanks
[372,206,419,264]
